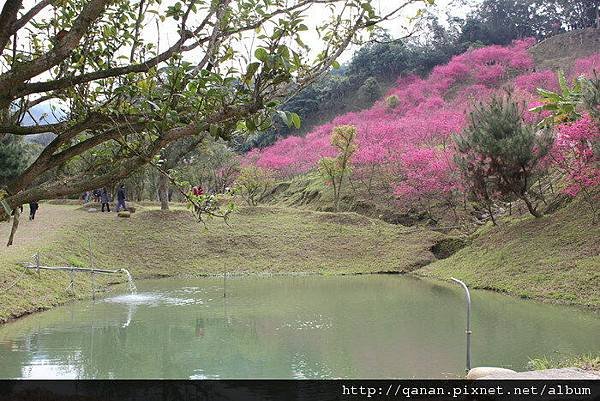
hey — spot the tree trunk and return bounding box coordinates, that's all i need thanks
[521,195,542,218]
[486,202,497,226]
[6,206,20,246]
[157,173,169,210]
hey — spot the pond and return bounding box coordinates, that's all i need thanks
[0,275,598,378]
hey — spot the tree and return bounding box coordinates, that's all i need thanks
[235,166,274,206]
[0,0,430,234]
[454,95,554,218]
[385,95,400,110]
[457,0,595,46]
[539,75,600,220]
[0,135,34,187]
[453,144,499,225]
[156,136,206,210]
[318,125,357,211]
[356,76,382,108]
[182,139,240,194]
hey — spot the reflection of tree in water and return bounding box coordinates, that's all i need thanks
[195,318,204,337]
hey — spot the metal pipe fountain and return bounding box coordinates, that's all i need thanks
[451,277,472,373]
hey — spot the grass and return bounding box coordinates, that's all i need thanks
[418,194,600,307]
[0,203,440,323]
[528,354,600,372]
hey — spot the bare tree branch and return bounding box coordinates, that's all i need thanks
[0,0,112,97]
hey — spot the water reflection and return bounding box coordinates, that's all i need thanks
[0,275,598,379]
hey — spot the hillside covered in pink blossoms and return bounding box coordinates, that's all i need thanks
[245,39,600,207]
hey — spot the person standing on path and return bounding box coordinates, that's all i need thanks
[116,184,127,212]
[101,188,111,212]
[29,202,39,220]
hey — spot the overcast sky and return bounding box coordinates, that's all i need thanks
[4,0,473,66]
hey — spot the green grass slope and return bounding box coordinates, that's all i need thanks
[0,203,440,323]
[418,195,600,307]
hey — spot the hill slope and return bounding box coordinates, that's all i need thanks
[419,194,600,307]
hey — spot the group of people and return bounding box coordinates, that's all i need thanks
[83,184,128,212]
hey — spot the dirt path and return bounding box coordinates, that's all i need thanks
[1,204,82,261]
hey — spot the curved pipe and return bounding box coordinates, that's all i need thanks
[451,277,472,373]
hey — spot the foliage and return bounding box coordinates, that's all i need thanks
[455,95,554,218]
[247,39,541,216]
[385,95,400,110]
[530,71,586,126]
[528,354,600,371]
[459,0,598,46]
[394,147,461,218]
[0,136,37,187]
[317,125,357,211]
[184,139,240,194]
[235,166,275,206]
[246,33,600,221]
[356,77,383,108]
[552,115,600,197]
[239,0,599,153]
[540,75,600,219]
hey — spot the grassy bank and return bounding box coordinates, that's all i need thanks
[0,203,440,323]
[528,354,600,372]
[419,195,600,307]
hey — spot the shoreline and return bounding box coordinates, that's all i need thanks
[2,268,598,327]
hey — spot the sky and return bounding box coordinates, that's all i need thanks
[2,0,472,68]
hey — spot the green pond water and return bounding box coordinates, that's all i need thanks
[0,275,598,378]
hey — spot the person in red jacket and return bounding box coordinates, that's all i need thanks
[192,186,204,197]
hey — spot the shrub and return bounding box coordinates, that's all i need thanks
[385,95,400,109]
[234,166,275,206]
[317,125,357,211]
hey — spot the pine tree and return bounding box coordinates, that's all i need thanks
[454,95,554,218]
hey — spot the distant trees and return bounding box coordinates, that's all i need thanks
[356,77,383,108]
[245,36,600,225]
[318,125,357,211]
[0,136,37,187]
[459,0,599,46]
[455,96,554,218]
[238,0,599,154]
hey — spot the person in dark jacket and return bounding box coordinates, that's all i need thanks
[92,189,101,202]
[116,184,127,212]
[29,202,39,220]
[101,188,111,212]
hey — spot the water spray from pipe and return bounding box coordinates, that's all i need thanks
[119,269,137,295]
